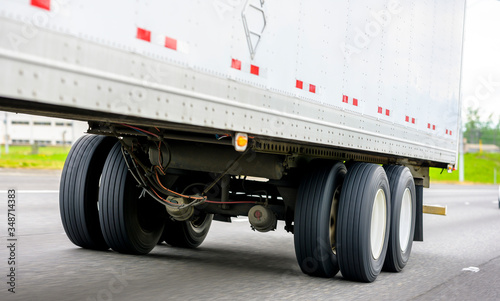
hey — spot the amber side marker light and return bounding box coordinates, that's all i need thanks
[233,133,248,152]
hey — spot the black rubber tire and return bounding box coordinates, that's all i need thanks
[383,165,416,272]
[161,213,213,248]
[294,162,347,278]
[99,142,166,255]
[337,163,391,282]
[59,134,116,250]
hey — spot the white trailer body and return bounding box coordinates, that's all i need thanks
[0,0,463,166]
[0,0,465,282]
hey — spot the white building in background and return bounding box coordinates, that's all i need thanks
[0,111,88,146]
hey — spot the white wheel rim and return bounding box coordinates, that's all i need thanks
[399,188,412,252]
[371,189,387,260]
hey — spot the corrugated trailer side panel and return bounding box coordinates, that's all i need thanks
[0,0,464,165]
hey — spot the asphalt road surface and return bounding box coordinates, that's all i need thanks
[0,169,500,300]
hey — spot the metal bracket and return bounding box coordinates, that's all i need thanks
[406,165,430,188]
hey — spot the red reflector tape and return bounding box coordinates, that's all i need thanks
[295,79,316,93]
[31,0,50,10]
[231,59,262,76]
[377,106,391,116]
[296,80,303,89]
[342,95,359,106]
[164,36,177,50]
[136,28,186,52]
[250,65,260,76]
[231,59,242,70]
[136,28,151,42]
[405,116,416,124]
[433,125,436,130]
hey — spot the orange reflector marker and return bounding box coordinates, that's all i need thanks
[234,133,248,152]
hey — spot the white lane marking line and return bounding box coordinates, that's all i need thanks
[465,202,470,205]
[232,217,249,223]
[0,190,59,193]
[462,267,480,273]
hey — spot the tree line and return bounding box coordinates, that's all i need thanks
[464,108,500,146]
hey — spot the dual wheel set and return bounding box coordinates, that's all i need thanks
[294,161,416,282]
[59,135,212,255]
[60,135,416,283]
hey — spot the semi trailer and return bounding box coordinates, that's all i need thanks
[0,0,464,282]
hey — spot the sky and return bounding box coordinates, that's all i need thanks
[462,0,500,123]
